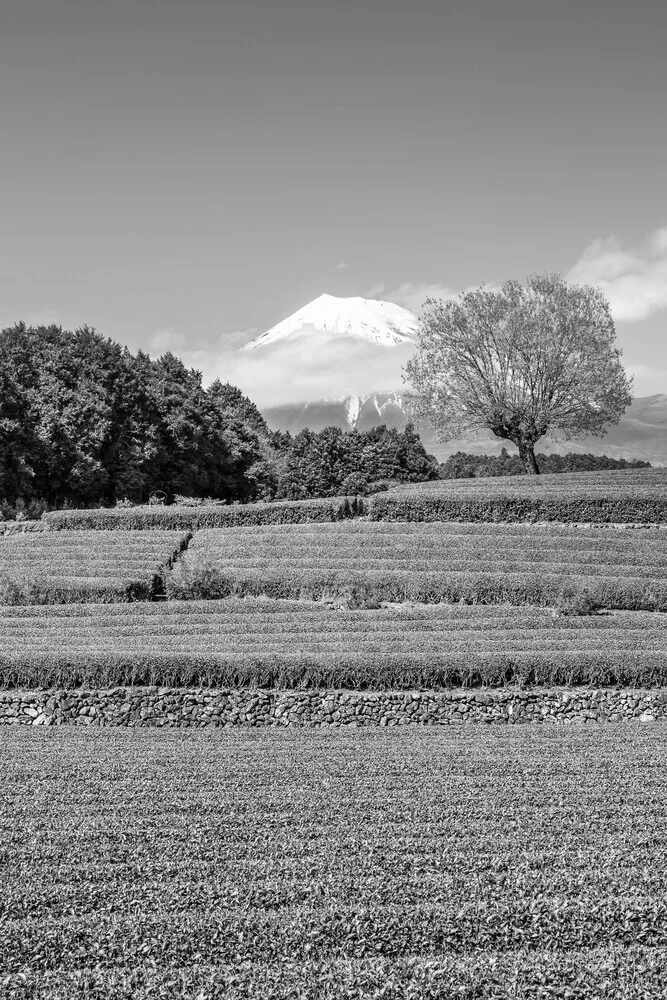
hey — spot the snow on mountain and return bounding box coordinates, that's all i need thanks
[344,395,362,426]
[239,293,419,352]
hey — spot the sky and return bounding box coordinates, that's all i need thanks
[1,0,666,406]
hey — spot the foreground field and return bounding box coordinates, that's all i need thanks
[166,522,667,609]
[2,600,667,689]
[2,726,667,999]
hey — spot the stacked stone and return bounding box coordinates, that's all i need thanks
[0,687,665,727]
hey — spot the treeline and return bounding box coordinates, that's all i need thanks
[440,448,650,479]
[271,424,439,499]
[0,324,439,516]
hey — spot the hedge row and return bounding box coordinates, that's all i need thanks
[3,725,667,998]
[368,491,667,523]
[42,496,365,531]
[181,521,667,563]
[3,646,667,691]
[166,566,667,610]
[4,599,666,625]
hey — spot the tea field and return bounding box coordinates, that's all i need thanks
[2,725,667,998]
[369,467,667,522]
[0,531,191,603]
[3,467,667,997]
[166,522,667,609]
[2,600,667,690]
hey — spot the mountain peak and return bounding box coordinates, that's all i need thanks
[239,294,419,352]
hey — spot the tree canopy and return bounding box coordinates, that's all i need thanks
[403,273,634,474]
[273,424,439,499]
[0,325,266,507]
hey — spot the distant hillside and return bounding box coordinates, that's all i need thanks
[263,393,667,466]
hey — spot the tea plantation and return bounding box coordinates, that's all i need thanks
[2,468,667,999]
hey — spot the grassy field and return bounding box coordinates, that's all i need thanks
[166,522,667,609]
[2,725,667,998]
[2,600,667,690]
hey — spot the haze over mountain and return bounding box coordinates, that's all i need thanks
[242,293,667,466]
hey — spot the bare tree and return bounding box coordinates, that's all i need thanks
[402,273,634,474]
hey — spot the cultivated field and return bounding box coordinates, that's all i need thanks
[2,600,667,690]
[370,468,667,522]
[3,467,667,998]
[3,726,667,998]
[166,522,667,609]
[0,530,191,603]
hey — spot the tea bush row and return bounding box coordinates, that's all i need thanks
[368,488,667,523]
[165,523,667,609]
[43,496,364,531]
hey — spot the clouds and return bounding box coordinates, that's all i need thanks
[145,324,414,407]
[365,281,461,316]
[368,281,503,317]
[373,226,667,326]
[566,226,667,322]
[224,330,416,408]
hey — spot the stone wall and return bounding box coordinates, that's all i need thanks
[1,686,666,727]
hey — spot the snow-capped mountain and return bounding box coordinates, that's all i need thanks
[240,293,418,352]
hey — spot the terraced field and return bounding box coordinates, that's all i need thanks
[3,467,667,997]
[2,600,667,689]
[370,467,667,522]
[3,725,667,998]
[0,530,191,603]
[166,522,667,609]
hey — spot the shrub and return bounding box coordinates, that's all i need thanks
[3,600,667,690]
[0,530,190,604]
[554,584,603,616]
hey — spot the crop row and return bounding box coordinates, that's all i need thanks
[3,725,667,997]
[0,531,191,603]
[2,600,666,689]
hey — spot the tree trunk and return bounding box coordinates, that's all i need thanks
[518,440,540,475]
